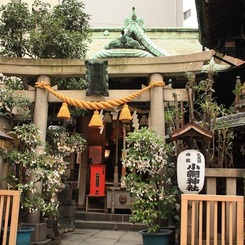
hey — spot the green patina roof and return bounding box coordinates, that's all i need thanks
[93,48,154,58]
[92,7,169,59]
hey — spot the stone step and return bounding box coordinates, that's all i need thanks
[75,210,132,222]
[74,210,177,244]
[75,219,146,231]
[74,210,147,231]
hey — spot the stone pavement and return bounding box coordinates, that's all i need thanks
[47,228,143,245]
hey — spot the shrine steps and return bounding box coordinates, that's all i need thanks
[74,210,147,231]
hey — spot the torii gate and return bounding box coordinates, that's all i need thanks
[0,50,214,211]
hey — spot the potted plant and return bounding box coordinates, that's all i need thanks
[122,127,179,245]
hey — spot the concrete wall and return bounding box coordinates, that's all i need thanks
[1,0,184,27]
[183,0,198,28]
[82,0,183,28]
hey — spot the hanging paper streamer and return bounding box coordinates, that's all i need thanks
[76,151,82,164]
[147,112,152,128]
[100,109,104,120]
[111,109,119,120]
[100,109,104,134]
[132,111,139,130]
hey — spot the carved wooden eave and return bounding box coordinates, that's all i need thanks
[170,121,213,142]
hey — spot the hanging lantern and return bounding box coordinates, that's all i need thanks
[88,110,103,128]
[104,149,110,159]
[177,149,205,194]
[119,104,132,123]
[57,102,71,119]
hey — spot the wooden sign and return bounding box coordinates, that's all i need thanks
[89,146,102,164]
[177,149,205,194]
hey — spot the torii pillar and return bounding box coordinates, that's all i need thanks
[25,75,50,223]
[149,73,165,137]
[34,75,50,148]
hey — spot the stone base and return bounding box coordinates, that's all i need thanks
[30,238,51,245]
[58,199,75,217]
[58,217,75,229]
[106,188,131,213]
[22,223,47,242]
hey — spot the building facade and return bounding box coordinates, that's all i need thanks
[2,0,197,28]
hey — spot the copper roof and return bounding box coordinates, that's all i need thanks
[92,7,169,59]
[170,122,213,142]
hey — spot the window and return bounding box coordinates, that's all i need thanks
[184,9,191,20]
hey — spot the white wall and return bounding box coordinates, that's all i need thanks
[1,1,186,28]
[183,0,198,28]
[81,0,183,28]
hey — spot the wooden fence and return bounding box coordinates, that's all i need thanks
[0,190,20,245]
[180,194,244,245]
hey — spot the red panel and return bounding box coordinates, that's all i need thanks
[89,165,106,196]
